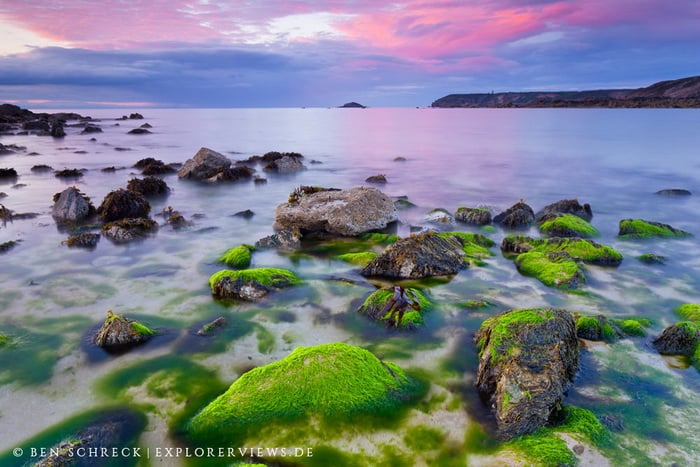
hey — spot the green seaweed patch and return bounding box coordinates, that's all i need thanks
[130,321,156,336]
[539,213,600,238]
[618,219,692,239]
[613,318,652,337]
[504,236,623,265]
[0,407,146,467]
[440,231,494,266]
[255,324,275,353]
[457,300,494,310]
[515,250,585,289]
[637,253,666,265]
[477,308,553,365]
[336,251,378,267]
[403,425,445,452]
[358,232,400,244]
[0,333,9,347]
[218,244,254,269]
[357,287,432,329]
[0,326,63,386]
[209,267,301,290]
[676,303,700,322]
[575,315,620,342]
[187,343,425,446]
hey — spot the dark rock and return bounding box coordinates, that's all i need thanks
[52,187,94,222]
[339,102,366,108]
[98,189,151,222]
[54,168,84,179]
[655,189,691,196]
[493,200,535,229]
[0,192,6,199]
[94,310,154,349]
[22,119,50,132]
[31,164,54,172]
[81,123,103,134]
[0,168,18,180]
[365,174,387,184]
[274,186,398,236]
[50,121,66,138]
[361,232,465,279]
[65,232,100,249]
[177,147,231,180]
[129,113,144,119]
[0,240,19,254]
[233,209,255,219]
[393,156,407,162]
[140,123,152,128]
[475,308,579,440]
[102,217,158,243]
[535,199,593,222]
[263,154,305,172]
[255,228,302,251]
[128,128,151,134]
[652,322,700,356]
[254,176,267,184]
[575,315,621,341]
[210,165,255,182]
[133,157,176,175]
[126,176,169,197]
[455,206,492,225]
[638,253,666,265]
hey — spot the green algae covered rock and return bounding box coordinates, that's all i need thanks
[637,253,666,264]
[357,286,432,329]
[676,303,700,322]
[538,213,600,238]
[653,322,700,370]
[94,310,155,351]
[618,219,692,239]
[475,308,578,440]
[0,333,8,347]
[209,267,301,301]
[218,244,254,269]
[439,231,495,266]
[516,251,585,289]
[576,315,651,340]
[188,343,423,445]
[336,251,378,267]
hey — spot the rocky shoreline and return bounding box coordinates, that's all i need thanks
[1,104,699,466]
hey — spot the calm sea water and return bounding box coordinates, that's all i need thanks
[1,108,699,464]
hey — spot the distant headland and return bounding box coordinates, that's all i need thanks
[431,75,700,108]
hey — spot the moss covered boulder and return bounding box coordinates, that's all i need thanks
[538,213,600,238]
[618,219,692,239]
[515,250,585,289]
[361,232,466,279]
[188,343,423,445]
[439,231,494,266]
[357,286,432,329]
[475,308,579,440]
[94,310,155,351]
[676,303,700,322]
[652,322,700,357]
[454,206,492,225]
[575,315,621,341]
[209,267,301,301]
[218,244,254,269]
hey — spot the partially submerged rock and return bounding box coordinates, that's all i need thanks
[209,267,301,301]
[424,208,455,226]
[655,188,691,196]
[94,310,155,350]
[637,253,666,264]
[218,244,254,269]
[676,303,700,322]
[178,147,231,180]
[538,213,600,238]
[515,250,585,289]
[98,189,151,222]
[54,168,85,179]
[134,157,177,175]
[618,219,692,239]
[188,343,422,444]
[255,228,301,251]
[455,206,492,225]
[274,186,398,237]
[575,315,622,341]
[52,186,95,223]
[65,232,100,249]
[197,317,227,336]
[210,165,255,182]
[102,218,158,243]
[0,240,18,254]
[361,232,466,279]
[652,322,700,357]
[493,200,535,229]
[535,199,593,222]
[263,153,305,172]
[126,176,169,197]
[357,286,432,329]
[475,308,579,440]
[365,174,387,184]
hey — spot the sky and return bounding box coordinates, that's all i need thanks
[0,0,698,108]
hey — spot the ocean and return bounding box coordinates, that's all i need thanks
[1,107,699,465]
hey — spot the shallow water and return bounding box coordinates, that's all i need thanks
[1,108,700,465]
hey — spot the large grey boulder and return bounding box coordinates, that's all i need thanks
[177,147,231,180]
[273,186,398,237]
[361,232,466,279]
[475,308,579,440]
[52,187,93,222]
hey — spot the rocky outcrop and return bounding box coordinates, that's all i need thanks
[535,199,593,222]
[94,310,155,350]
[177,147,231,180]
[52,187,94,223]
[361,232,466,279]
[475,308,579,440]
[274,186,398,237]
[493,201,535,229]
[98,189,151,222]
[455,206,492,225]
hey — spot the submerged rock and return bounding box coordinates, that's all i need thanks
[210,165,255,182]
[98,189,151,222]
[475,308,579,440]
[177,147,231,180]
[134,157,177,175]
[197,317,227,336]
[65,232,100,249]
[102,218,158,243]
[365,174,387,184]
[187,343,422,445]
[618,219,692,239]
[652,322,700,356]
[357,286,432,329]
[126,176,170,197]
[493,200,535,229]
[209,267,301,301]
[274,186,398,237]
[52,186,94,223]
[655,188,691,196]
[535,199,593,222]
[455,206,492,225]
[94,310,155,350]
[575,315,622,341]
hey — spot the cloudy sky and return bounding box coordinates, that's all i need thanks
[0,0,698,108]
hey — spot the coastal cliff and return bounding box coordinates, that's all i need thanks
[431,75,700,108]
